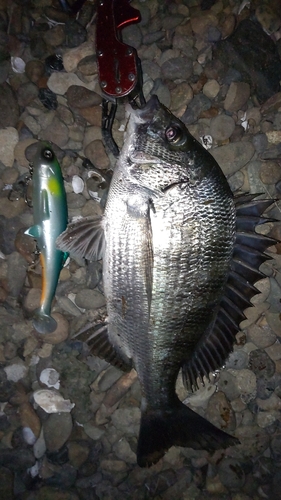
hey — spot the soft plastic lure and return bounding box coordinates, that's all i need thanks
[25,142,68,334]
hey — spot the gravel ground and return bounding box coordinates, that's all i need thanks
[0,0,281,499]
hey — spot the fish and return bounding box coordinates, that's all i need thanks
[25,141,68,334]
[57,95,276,467]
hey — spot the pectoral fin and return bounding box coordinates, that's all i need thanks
[56,216,105,261]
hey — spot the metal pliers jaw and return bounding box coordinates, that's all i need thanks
[96,0,146,157]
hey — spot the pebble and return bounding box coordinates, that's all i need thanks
[39,116,69,148]
[19,401,41,439]
[203,79,220,99]
[170,82,193,112]
[0,127,18,167]
[98,366,122,392]
[0,82,19,128]
[84,140,110,169]
[161,57,193,81]
[43,412,73,452]
[211,141,255,177]
[205,391,236,432]
[66,85,102,109]
[47,72,98,96]
[210,114,235,141]
[111,408,141,437]
[247,323,277,349]
[249,349,276,379]
[224,82,251,112]
[218,458,246,491]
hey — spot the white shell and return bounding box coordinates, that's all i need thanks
[200,134,213,150]
[11,56,26,74]
[88,190,101,202]
[33,389,75,413]
[72,174,84,194]
[39,368,60,389]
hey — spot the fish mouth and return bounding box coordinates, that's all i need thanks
[136,95,161,119]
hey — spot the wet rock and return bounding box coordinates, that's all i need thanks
[225,350,248,370]
[17,81,38,108]
[75,288,106,310]
[15,227,36,264]
[203,79,220,99]
[224,82,251,113]
[67,441,90,469]
[19,401,41,439]
[83,422,105,441]
[170,82,193,112]
[0,467,13,500]
[84,140,110,169]
[0,127,18,167]
[218,370,241,401]
[161,57,193,81]
[66,85,102,109]
[98,366,123,392]
[43,412,73,452]
[65,20,87,48]
[39,116,69,148]
[214,19,281,103]
[182,94,211,124]
[47,72,97,96]
[122,23,142,49]
[211,141,255,177]
[249,349,276,379]
[247,323,277,349]
[265,310,281,336]
[38,88,58,111]
[205,391,236,432]
[112,437,136,464]
[0,448,35,471]
[0,82,20,128]
[63,42,95,73]
[218,458,245,490]
[111,407,140,437]
[78,54,98,76]
[3,340,17,359]
[25,60,45,84]
[209,114,235,141]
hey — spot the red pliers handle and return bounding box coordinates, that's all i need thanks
[96,0,143,101]
[96,0,145,156]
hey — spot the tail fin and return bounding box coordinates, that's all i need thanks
[137,401,239,467]
[32,310,57,334]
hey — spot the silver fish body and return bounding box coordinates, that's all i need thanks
[57,96,275,466]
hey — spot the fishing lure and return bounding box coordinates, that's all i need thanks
[25,142,68,334]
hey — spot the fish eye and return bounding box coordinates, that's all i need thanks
[165,126,182,143]
[43,148,54,161]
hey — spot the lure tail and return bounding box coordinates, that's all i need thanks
[32,309,57,334]
[137,399,239,467]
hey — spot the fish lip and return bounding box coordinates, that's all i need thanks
[127,95,161,121]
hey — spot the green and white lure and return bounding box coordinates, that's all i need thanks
[25,142,68,334]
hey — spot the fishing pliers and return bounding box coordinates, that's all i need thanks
[96,0,145,156]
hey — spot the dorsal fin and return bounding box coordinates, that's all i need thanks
[182,194,277,391]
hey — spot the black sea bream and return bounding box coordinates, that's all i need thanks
[57,96,276,467]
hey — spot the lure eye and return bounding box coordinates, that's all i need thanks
[165,126,182,143]
[43,148,54,161]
